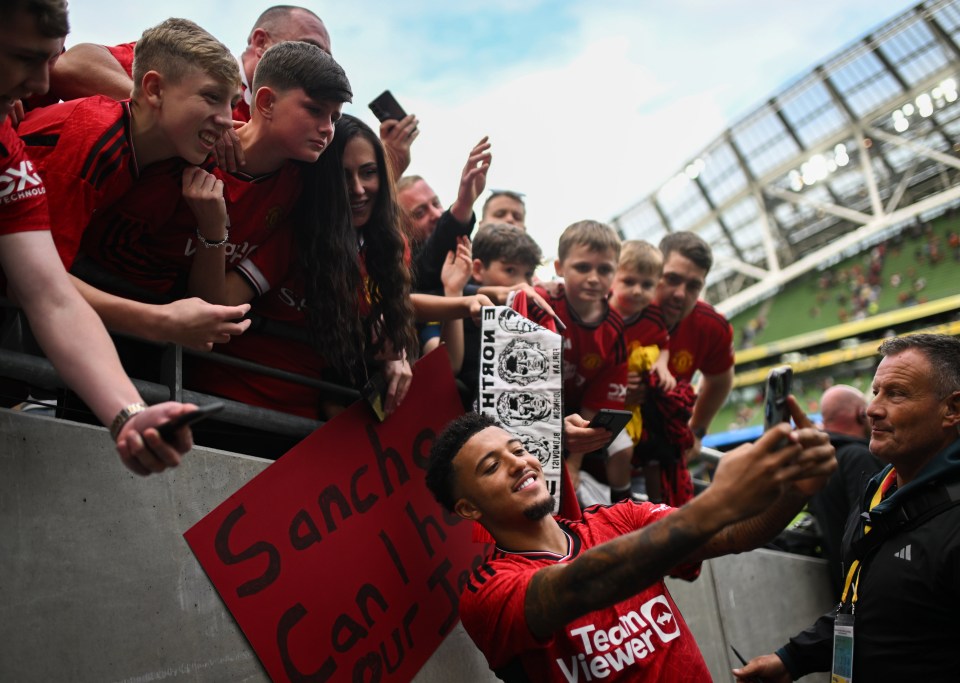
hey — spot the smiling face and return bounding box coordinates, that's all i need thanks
[0,9,64,123]
[397,179,443,241]
[342,135,379,229]
[451,426,555,526]
[655,251,706,329]
[153,67,238,164]
[867,348,960,479]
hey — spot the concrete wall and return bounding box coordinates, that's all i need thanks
[1,409,831,682]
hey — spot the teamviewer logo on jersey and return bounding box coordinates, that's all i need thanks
[0,160,43,200]
[640,595,681,641]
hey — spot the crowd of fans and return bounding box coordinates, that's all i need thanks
[2,2,739,494]
[738,216,960,349]
[13,5,960,682]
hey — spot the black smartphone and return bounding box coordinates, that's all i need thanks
[587,408,634,447]
[362,373,388,422]
[763,366,793,432]
[157,401,224,443]
[368,90,407,122]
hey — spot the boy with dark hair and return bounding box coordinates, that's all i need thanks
[0,0,195,474]
[654,231,734,462]
[81,40,352,306]
[471,222,542,285]
[480,189,525,228]
[422,223,544,406]
[424,408,835,682]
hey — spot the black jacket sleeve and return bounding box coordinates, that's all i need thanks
[412,209,475,293]
[775,610,836,679]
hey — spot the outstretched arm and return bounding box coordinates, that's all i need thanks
[48,43,133,101]
[687,365,734,459]
[449,136,491,224]
[436,236,472,373]
[523,417,834,640]
[1,231,195,473]
[70,275,251,351]
[688,397,834,561]
[380,114,419,178]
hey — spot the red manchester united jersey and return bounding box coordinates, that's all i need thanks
[1,118,51,292]
[667,300,734,383]
[581,302,669,412]
[531,284,627,414]
[18,97,140,269]
[460,502,708,683]
[80,160,300,297]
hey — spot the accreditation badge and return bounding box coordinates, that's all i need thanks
[831,612,855,683]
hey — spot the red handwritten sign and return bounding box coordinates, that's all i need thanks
[184,349,484,682]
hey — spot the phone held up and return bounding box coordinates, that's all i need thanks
[763,365,793,440]
[587,408,634,448]
[368,90,407,123]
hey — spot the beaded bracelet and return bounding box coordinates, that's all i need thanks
[196,226,229,248]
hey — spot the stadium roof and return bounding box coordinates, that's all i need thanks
[612,0,960,318]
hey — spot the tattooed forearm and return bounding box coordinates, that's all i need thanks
[524,501,724,640]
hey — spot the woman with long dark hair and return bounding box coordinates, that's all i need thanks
[297,113,418,399]
[184,115,418,442]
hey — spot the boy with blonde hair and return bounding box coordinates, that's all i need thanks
[525,221,626,495]
[0,0,196,474]
[20,17,241,270]
[581,239,674,502]
[16,18,251,352]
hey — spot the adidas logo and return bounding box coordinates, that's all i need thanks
[894,544,912,561]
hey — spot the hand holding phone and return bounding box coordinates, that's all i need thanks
[762,366,793,431]
[369,90,407,122]
[157,401,224,443]
[587,408,634,448]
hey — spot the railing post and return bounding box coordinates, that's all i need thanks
[160,343,183,402]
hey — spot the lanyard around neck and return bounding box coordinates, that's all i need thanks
[840,469,897,607]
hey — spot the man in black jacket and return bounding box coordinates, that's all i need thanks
[734,334,960,683]
[808,384,882,599]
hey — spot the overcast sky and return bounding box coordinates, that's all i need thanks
[64,0,915,262]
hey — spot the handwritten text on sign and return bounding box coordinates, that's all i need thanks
[184,350,485,682]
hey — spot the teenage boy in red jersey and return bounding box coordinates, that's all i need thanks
[80,40,351,305]
[654,232,735,461]
[425,409,835,682]
[0,0,195,475]
[46,6,332,123]
[17,18,252,351]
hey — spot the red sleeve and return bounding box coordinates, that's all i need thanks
[105,42,136,77]
[698,310,735,376]
[0,119,49,236]
[580,363,627,412]
[19,98,129,269]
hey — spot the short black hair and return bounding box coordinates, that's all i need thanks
[425,412,499,512]
[253,40,351,103]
